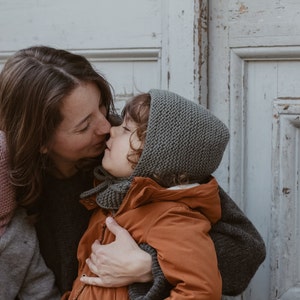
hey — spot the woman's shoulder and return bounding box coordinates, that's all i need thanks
[0,208,37,249]
[0,131,8,161]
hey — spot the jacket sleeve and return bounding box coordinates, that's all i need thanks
[128,243,172,300]
[209,186,266,296]
[145,206,222,300]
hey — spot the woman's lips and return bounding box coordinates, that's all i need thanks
[93,140,106,152]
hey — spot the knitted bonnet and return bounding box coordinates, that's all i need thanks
[132,89,230,182]
[81,89,229,210]
[0,131,16,236]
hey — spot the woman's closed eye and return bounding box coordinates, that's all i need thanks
[78,124,90,132]
[75,119,91,133]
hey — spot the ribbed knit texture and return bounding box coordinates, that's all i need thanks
[211,186,266,295]
[80,166,131,210]
[128,244,172,300]
[35,170,94,294]
[0,131,16,236]
[133,89,230,181]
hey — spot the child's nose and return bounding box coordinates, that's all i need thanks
[109,125,118,137]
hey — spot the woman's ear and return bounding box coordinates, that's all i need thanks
[40,145,48,154]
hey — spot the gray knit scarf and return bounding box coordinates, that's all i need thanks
[80,166,131,210]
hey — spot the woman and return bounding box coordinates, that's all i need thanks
[0,46,265,297]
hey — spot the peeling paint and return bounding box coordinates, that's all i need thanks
[278,97,300,100]
[282,187,291,195]
[239,3,248,14]
[198,0,208,105]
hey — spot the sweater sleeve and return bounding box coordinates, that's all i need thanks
[15,209,61,300]
[209,186,266,296]
[128,243,172,300]
[0,208,60,300]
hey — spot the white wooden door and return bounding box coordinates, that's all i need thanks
[208,1,300,299]
[0,0,200,109]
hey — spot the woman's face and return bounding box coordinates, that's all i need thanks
[45,82,111,176]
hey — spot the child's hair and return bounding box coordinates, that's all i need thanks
[122,93,190,187]
[121,93,150,169]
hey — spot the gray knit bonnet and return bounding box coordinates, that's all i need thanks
[132,89,229,181]
[81,89,230,209]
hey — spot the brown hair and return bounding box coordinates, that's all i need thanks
[0,46,116,208]
[122,93,151,169]
[122,93,189,187]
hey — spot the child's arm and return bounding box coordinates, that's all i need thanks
[0,131,16,236]
[210,186,266,296]
[147,206,222,300]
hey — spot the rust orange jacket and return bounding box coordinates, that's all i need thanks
[63,176,222,300]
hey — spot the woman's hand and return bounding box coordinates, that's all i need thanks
[80,216,153,287]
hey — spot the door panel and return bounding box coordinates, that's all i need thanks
[209,1,300,299]
[0,0,199,104]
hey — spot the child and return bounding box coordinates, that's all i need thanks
[0,131,60,300]
[64,89,229,299]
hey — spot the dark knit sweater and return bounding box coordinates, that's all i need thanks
[212,187,266,295]
[35,170,162,298]
[35,171,93,294]
[35,170,265,297]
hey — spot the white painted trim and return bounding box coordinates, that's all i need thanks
[271,101,300,300]
[73,48,161,62]
[280,285,300,300]
[232,46,300,60]
[229,49,246,207]
[0,48,161,69]
[161,0,200,102]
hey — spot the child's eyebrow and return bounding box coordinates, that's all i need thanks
[123,119,137,131]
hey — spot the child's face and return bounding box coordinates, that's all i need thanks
[102,117,141,177]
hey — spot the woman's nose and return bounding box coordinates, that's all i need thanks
[94,113,111,136]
